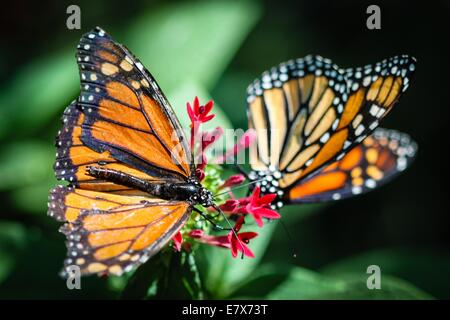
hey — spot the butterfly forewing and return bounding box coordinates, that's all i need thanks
[76,27,192,180]
[247,54,416,194]
[299,55,416,182]
[247,56,348,188]
[55,100,164,191]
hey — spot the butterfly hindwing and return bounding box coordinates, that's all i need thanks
[286,128,417,203]
[48,186,190,276]
[331,55,416,160]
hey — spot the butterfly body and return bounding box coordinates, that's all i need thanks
[87,165,213,205]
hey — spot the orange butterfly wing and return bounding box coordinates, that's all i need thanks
[76,27,192,180]
[247,55,416,191]
[296,55,416,179]
[49,186,190,276]
[55,101,163,191]
[287,128,417,203]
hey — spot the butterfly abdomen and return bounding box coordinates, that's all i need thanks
[86,166,212,205]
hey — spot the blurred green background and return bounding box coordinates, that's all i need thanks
[0,0,449,299]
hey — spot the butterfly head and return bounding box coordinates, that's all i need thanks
[187,178,214,207]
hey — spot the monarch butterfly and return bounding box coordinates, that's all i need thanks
[246,54,417,207]
[48,27,218,276]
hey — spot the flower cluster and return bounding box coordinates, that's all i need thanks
[172,97,281,258]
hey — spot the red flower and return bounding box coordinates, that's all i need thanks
[219,174,245,190]
[228,216,258,258]
[172,231,183,252]
[195,127,223,173]
[195,168,205,181]
[196,153,208,171]
[187,97,215,151]
[218,199,240,212]
[200,127,224,153]
[188,229,230,248]
[215,129,257,164]
[237,186,280,227]
[187,97,215,126]
[188,216,258,258]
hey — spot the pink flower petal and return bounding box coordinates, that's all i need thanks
[245,207,264,227]
[253,207,281,219]
[204,100,214,114]
[195,168,205,181]
[193,96,200,113]
[251,186,261,200]
[219,174,245,190]
[239,231,258,240]
[202,114,215,122]
[189,229,204,238]
[256,193,277,206]
[189,229,230,248]
[214,129,257,164]
[172,231,183,252]
[234,215,246,232]
[201,127,224,151]
[219,199,239,212]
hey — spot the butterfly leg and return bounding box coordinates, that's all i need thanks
[192,207,231,231]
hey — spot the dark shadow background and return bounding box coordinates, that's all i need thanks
[0,0,449,299]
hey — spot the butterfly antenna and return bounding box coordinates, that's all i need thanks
[213,177,266,198]
[212,203,246,259]
[279,219,299,259]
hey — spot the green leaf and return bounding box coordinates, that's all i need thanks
[0,52,77,140]
[125,0,261,94]
[0,141,54,190]
[264,267,346,299]
[0,223,28,285]
[320,274,434,300]
[0,226,115,299]
[180,252,204,300]
[121,250,204,299]
[154,251,204,299]
[332,274,433,300]
[10,177,57,214]
[321,246,450,299]
[227,264,293,298]
[0,140,57,214]
[235,267,432,300]
[121,252,164,299]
